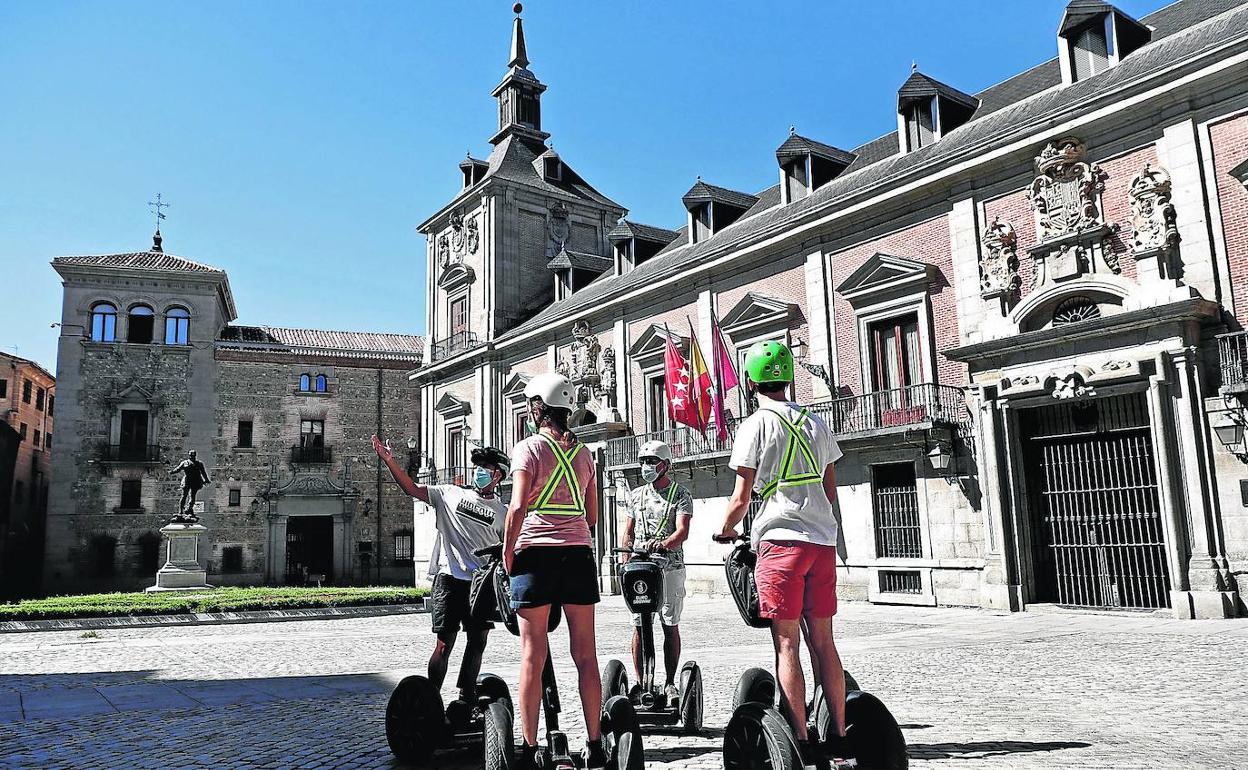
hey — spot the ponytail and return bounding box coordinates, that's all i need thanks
[530,397,577,444]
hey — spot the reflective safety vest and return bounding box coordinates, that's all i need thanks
[639,482,680,541]
[529,434,588,517]
[758,408,823,500]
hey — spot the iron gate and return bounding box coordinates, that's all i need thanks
[1021,392,1171,610]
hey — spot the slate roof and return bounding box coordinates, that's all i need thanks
[775,133,857,166]
[607,219,681,245]
[52,250,224,275]
[896,70,980,110]
[546,248,613,272]
[681,180,760,211]
[487,0,1247,347]
[217,325,424,361]
[1060,0,1142,33]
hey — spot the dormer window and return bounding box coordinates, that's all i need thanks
[775,130,856,204]
[681,180,759,245]
[459,156,488,189]
[544,156,562,181]
[608,218,680,274]
[1057,1,1151,85]
[897,70,978,154]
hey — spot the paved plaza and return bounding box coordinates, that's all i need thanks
[0,597,1246,769]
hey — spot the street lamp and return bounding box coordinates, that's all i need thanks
[927,443,952,472]
[405,436,420,478]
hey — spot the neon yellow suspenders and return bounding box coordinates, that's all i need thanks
[640,482,680,541]
[758,408,823,499]
[530,434,587,517]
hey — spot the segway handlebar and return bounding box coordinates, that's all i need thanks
[711,533,748,544]
[473,543,505,560]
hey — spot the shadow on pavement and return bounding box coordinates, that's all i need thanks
[907,740,1092,760]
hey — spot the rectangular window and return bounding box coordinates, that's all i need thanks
[870,314,922,392]
[646,375,671,433]
[228,488,242,507]
[18,423,27,441]
[394,532,414,561]
[33,429,41,450]
[513,407,530,446]
[448,427,465,475]
[872,463,921,559]
[1071,20,1111,81]
[48,395,54,416]
[299,419,324,447]
[35,388,45,411]
[0,380,6,398]
[878,570,922,595]
[906,97,937,151]
[119,409,149,454]
[120,479,143,510]
[222,546,243,573]
[450,296,468,337]
[237,420,253,448]
[45,432,52,449]
[22,379,32,403]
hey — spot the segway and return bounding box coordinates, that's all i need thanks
[469,543,647,770]
[602,546,704,734]
[714,531,908,770]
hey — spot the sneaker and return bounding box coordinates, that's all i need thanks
[663,683,680,705]
[821,731,857,769]
[582,738,608,770]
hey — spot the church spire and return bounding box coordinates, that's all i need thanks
[509,3,528,69]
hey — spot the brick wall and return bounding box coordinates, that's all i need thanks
[1210,114,1248,325]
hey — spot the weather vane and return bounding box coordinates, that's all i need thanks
[148,193,170,231]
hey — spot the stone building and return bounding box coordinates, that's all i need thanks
[45,232,423,594]
[0,351,54,599]
[412,0,1248,618]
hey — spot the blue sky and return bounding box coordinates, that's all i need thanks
[0,0,1169,371]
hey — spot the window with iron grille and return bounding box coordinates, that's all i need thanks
[22,379,32,403]
[237,420,253,448]
[878,569,922,595]
[228,489,242,507]
[222,546,244,573]
[871,462,922,559]
[394,532,413,561]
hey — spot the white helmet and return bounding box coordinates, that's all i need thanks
[524,372,576,411]
[638,440,672,463]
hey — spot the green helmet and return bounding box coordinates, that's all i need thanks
[744,340,794,384]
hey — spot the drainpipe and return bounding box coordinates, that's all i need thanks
[376,367,385,584]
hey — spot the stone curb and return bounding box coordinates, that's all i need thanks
[0,600,429,634]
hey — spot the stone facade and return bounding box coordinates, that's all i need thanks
[0,352,54,599]
[44,239,423,594]
[412,0,1248,618]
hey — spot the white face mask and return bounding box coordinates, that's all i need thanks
[640,462,660,483]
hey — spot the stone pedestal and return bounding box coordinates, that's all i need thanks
[146,523,214,593]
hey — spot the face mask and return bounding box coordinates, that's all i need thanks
[640,463,660,483]
[472,467,495,490]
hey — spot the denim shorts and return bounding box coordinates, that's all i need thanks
[509,546,600,609]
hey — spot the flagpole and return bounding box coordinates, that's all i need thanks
[686,315,708,436]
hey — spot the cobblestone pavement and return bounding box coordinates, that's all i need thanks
[1,597,1246,769]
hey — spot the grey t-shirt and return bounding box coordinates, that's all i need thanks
[424,485,506,581]
[626,481,693,570]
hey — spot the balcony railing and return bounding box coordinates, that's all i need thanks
[291,445,333,464]
[1217,331,1248,392]
[430,331,481,363]
[416,466,472,486]
[604,383,965,469]
[102,444,161,463]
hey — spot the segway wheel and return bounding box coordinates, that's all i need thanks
[478,672,513,714]
[602,658,629,705]
[812,670,863,739]
[483,700,514,770]
[732,667,777,709]
[845,690,908,770]
[844,669,861,692]
[602,694,644,770]
[723,702,801,770]
[678,661,703,734]
[385,675,445,765]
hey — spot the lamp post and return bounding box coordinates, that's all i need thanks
[405,436,420,479]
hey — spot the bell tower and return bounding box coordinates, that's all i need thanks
[490,3,550,146]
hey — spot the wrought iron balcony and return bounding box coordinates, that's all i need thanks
[430,331,481,363]
[604,383,965,469]
[290,445,333,464]
[102,444,161,463]
[416,466,471,486]
[1217,331,1248,393]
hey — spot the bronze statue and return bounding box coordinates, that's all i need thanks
[169,449,211,523]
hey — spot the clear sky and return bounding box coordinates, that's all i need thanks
[0,0,1169,372]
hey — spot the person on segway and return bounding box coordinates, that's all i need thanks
[373,435,509,715]
[503,372,608,770]
[716,340,850,767]
[619,439,693,703]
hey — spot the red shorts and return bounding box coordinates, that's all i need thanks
[755,540,838,621]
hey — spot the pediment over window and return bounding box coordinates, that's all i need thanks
[628,324,686,365]
[103,382,162,408]
[437,263,476,292]
[836,253,936,307]
[502,372,531,401]
[434,393,471,419]
[719,292,796,336]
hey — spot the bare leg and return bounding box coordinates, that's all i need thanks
[631,624,644,684]
[427,629,457,689]
[801,617,822,688]
[517,606,551,747]
[564,603,603,741]
[661,624,681,686]
[770,618,808,740]
[455,628,490,699]
[806,615,846,738]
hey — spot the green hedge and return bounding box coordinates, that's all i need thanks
[0,586,427,621]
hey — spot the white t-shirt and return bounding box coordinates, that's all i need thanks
[423,485,506,581]
[728,398,843,548]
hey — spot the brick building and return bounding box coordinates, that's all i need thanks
[0,351,54,599]
[412,0,1248,618]
[45,232,423,594]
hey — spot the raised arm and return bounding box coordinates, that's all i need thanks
[372,435,429,503]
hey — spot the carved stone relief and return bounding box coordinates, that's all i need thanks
[1048,370,1094,400]
[979,216,1019,300]
[449,211,466,255]
[466,216,480,255]
[554,319,619,423]
[1129,162,1179,255]
[1027,137,1105,241]
[548,201,570,252]
[436,234,450,266]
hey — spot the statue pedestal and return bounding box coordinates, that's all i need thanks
[146,523,214,593]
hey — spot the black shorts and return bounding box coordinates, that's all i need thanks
[509,546,600,609]
[430,573,494,633]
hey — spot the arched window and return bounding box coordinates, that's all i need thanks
[127,304,155,344]
[299,374,311,392]
[90,302,117,342]
[164,307,191,345]
[314,374,328,393]
[1052,296,1102,326]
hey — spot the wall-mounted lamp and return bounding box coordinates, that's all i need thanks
[1214,398,1248,461]
[927,443,952,473]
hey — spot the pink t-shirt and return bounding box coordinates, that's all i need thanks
[510,433,595,551]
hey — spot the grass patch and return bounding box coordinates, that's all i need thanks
[0,586,427,621]
[79,630,100,639]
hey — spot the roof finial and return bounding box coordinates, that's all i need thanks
[911,60,918,74]
[147,193,169,252]
[789,125,796,136]
[509,3,529,69]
